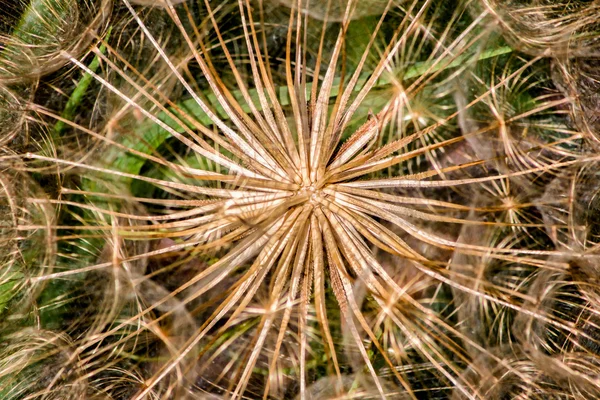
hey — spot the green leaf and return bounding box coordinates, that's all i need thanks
[54,27,113,135]
[109,45,512,178]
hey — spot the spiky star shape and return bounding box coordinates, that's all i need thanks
[23,0,581,398]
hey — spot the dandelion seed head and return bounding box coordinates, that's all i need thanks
[4,0,599,398]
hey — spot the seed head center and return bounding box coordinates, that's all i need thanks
[301,183,324,206]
